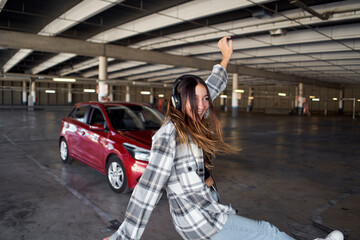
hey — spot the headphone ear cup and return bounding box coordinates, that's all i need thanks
[171,95,181,110]
[172,77,182,111]
[171,96,177,108]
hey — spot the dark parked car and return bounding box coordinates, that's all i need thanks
[59,102,164,193]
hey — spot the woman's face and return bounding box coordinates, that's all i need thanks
[185,83,209,121]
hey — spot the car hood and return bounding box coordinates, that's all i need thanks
[119,130,156,147]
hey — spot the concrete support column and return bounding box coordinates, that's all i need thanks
[232,73,238,117]
[22,81,27,105]
[125,86,130,102]
[150,88,154,105]
[339,89,344,115]
[67,84,72,105]
[98,56,109,102]
[297,83,304,116]
[28,80,36,107]
[247,87,254,112]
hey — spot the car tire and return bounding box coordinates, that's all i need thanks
[59,138,70,163]
[107,155,130,194]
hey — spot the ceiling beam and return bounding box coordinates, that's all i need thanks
[0,29,340,89]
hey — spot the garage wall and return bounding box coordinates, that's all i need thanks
[112,85,125,102]
[344,86,360,113]
[221,85,297,112]
[220,84,360,115]
[0,81,22,105]
[1,80,359,115]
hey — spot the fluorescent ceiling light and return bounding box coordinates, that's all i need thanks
[249,96,254,99]
[45,90,56,93]
[278,93,287,96]
[158,94,165,97]
[53,78,76,82]
[235,89,245,93]
[141,91,151,95]
[84,89,96,93]
[220,95,227,99]
[333,98,338,100]
[309,96,315,99]
[312,98,320,101]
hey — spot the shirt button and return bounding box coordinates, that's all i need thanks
[188,167,192,171]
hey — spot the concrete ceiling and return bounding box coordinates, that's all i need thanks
[0,0,359,88]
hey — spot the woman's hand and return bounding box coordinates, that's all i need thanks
[205,175,214,187]
[218,36,233,69]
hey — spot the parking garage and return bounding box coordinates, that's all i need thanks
[0,0,360,239]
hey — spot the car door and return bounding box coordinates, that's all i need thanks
[66,105,90,158]
[80,106,109,171]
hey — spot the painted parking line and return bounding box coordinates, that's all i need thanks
[3,134,16,145]
[312,191,352,225]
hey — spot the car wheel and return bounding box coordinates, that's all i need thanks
[59,138,70,163]
[107,155,130,194]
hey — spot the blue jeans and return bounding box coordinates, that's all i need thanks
[211,188,220,202]
[211,214,295,240]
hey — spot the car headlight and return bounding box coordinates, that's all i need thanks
[122,143,150,162]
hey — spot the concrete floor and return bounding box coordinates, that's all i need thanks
[0,109,359,240]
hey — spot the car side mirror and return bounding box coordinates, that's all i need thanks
[90,123,105,131]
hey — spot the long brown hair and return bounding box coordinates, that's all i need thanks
[165,75,236,169]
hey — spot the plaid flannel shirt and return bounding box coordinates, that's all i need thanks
[109,64,236,240]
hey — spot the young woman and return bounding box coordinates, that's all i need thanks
[104,36,343,240]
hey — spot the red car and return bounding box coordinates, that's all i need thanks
[59,102,164,193]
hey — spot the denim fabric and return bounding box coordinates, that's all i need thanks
[211,188,220,203]
[211,214,295,240]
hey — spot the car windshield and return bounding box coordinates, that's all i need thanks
[106,105,164,131]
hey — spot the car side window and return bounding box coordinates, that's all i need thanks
[89,108,105,126]
[70,105,89,123]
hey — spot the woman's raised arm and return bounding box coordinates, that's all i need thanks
[218,36,233,69]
